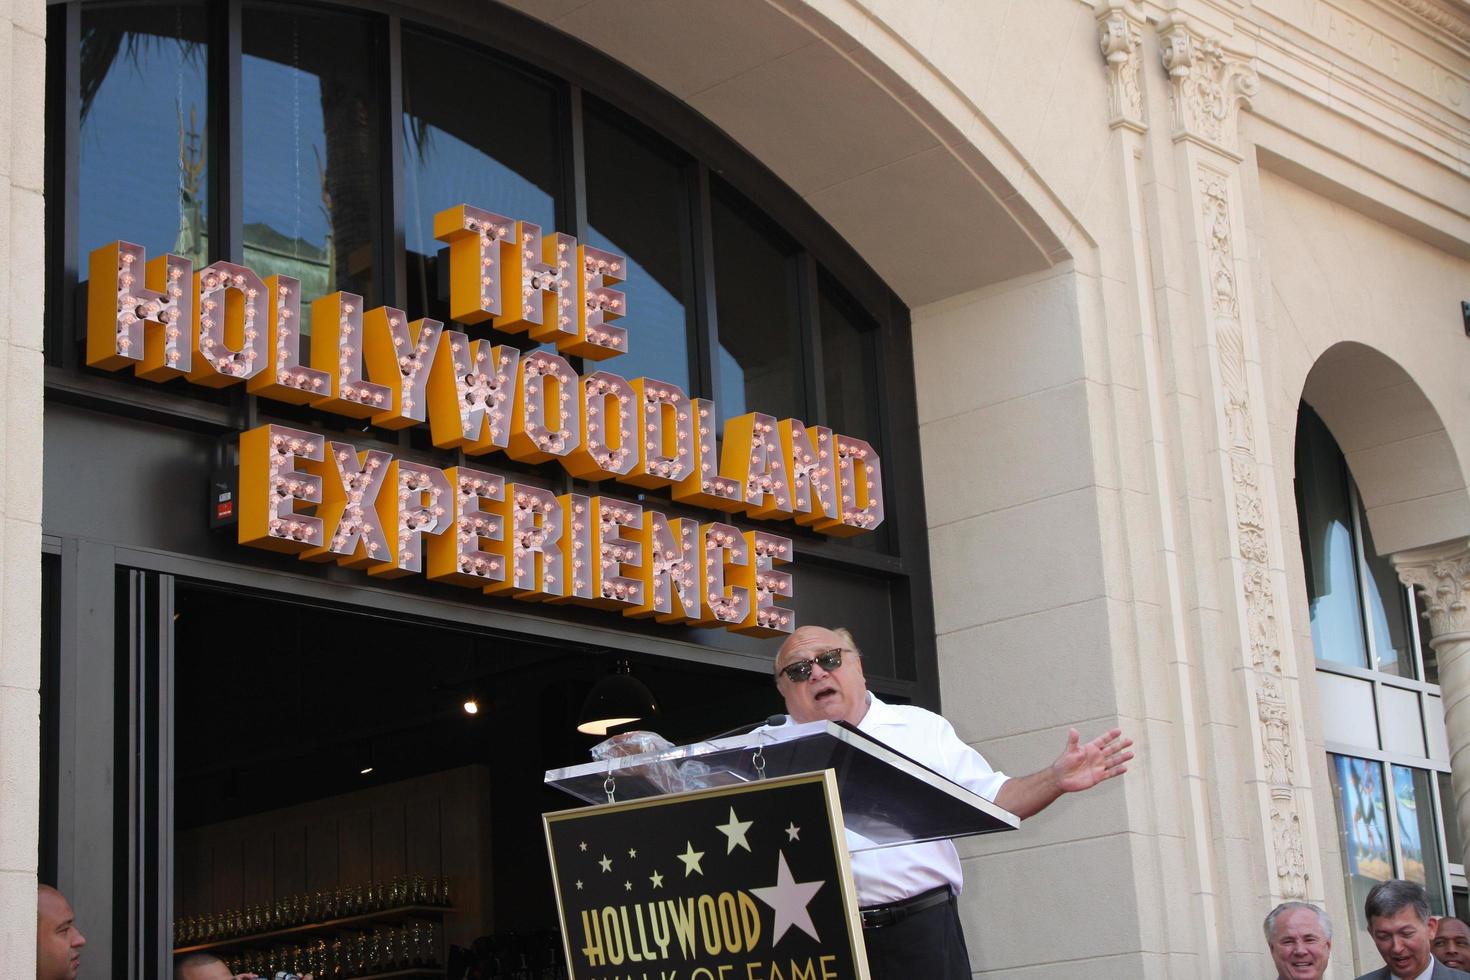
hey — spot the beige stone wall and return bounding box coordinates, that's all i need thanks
[254,0,1470,975]
[0,0,45,974]
[9,0,1468,974]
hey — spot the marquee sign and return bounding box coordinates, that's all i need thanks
[543,771,869,980]
[85,205,886,636]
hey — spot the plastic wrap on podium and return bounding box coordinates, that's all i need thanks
[544,720,1018,852]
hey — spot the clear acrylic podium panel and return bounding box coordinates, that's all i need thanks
[544,721,1018,851]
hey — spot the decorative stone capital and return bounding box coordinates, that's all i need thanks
[1394,539,1470,639]
[1097,0,1146,132]
[1158,15,1258,158]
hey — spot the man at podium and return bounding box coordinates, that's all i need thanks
[767,625,1133,979]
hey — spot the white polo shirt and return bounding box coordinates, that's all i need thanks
[767,693,1008,906]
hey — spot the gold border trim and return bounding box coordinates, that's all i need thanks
[543,768,871,980]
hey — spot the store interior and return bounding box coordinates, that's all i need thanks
[170,582,783,978]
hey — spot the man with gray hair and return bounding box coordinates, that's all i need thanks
[1264,901,1332,980]
[1356,879,1470,979]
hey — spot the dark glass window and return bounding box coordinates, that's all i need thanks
[242,3,381,304]
[1297,405,1420,677]
[79,3,209,279]
[1296,407,1369,669]
[1359,493,1416,677]
[1421,590,1440,685]
[1394,765,1447,911]
[817,274,880,445]
[400,30,560,325]
[710,184,801,422]
[1442,771,1461,864]
[583,101,692,393]
[817,277,886,553]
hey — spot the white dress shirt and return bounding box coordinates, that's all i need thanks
[767,693,1008,906]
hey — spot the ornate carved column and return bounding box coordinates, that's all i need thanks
[1097,0,1146,133]
[1157,12,1322,904]
[1394,540,1470,869]
[1099,2,1231,967]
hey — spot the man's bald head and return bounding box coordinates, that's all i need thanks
[36,885,85,980]
[1433,916,1470,970]
[773,625,870,725]
[175,951,234,980]
[775,626,859,670]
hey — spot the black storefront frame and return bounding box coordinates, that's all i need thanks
[42,1,943,974]
[49,538,825,976]
[44,0,931,576]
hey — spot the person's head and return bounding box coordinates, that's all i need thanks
[1366,879,1437,978]
[1263,902,1332,980]
[36,885,85,980]
[1433,915,1470,970]
[773,625,869,725]
[175,951,233,980]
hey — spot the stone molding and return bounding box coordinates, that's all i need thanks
[1159,16,1259,159]
[1393,540,1470,639]
[1385,0,1470,48]
[1197,164,1309,899]
[1097,0,1147,132]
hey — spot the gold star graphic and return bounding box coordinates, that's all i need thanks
[716,807,754,854]
[677,841,705,877]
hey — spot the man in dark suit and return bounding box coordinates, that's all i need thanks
[1356,879,1470,980]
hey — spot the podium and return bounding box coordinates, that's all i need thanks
[542,721,1017,980]
[545,719,1018,849]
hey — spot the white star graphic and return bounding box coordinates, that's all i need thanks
[650,870,664,889]
[598,854,613,873]
[579,841,588,852]
[785,822,801,841]
[677,841,705,877]
[624,881,633,892]
[716,806,754,854]
[750,851,825,945]
[628,847,638,859]
[575,880,583,890]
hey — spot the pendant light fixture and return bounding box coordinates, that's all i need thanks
[576,658,659,735]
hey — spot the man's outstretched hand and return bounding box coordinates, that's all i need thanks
[994,726,1135,819]
[1052,727,1133,793]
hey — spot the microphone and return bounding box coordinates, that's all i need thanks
[697,714,788,742]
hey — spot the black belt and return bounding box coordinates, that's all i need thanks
[859,884,953,930]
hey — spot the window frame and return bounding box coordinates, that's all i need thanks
[1300,404,1462,939]
[43,7,949,970]
[45,0,919,570]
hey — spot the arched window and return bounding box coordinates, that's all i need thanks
[49,0,919,636]
[46,4,940,972]
[1296,403,1461,963]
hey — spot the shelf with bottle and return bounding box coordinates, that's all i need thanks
[174,874,451,950]
[173,906,452,955]
[192,919,445,979]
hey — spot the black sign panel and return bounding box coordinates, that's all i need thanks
[544,771,868,980]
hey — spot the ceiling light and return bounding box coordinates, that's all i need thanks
[576,659,659,736]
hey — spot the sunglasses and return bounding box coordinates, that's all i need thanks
[778,648,846,682]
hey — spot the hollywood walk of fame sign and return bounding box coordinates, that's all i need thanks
[544,770,869,980]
